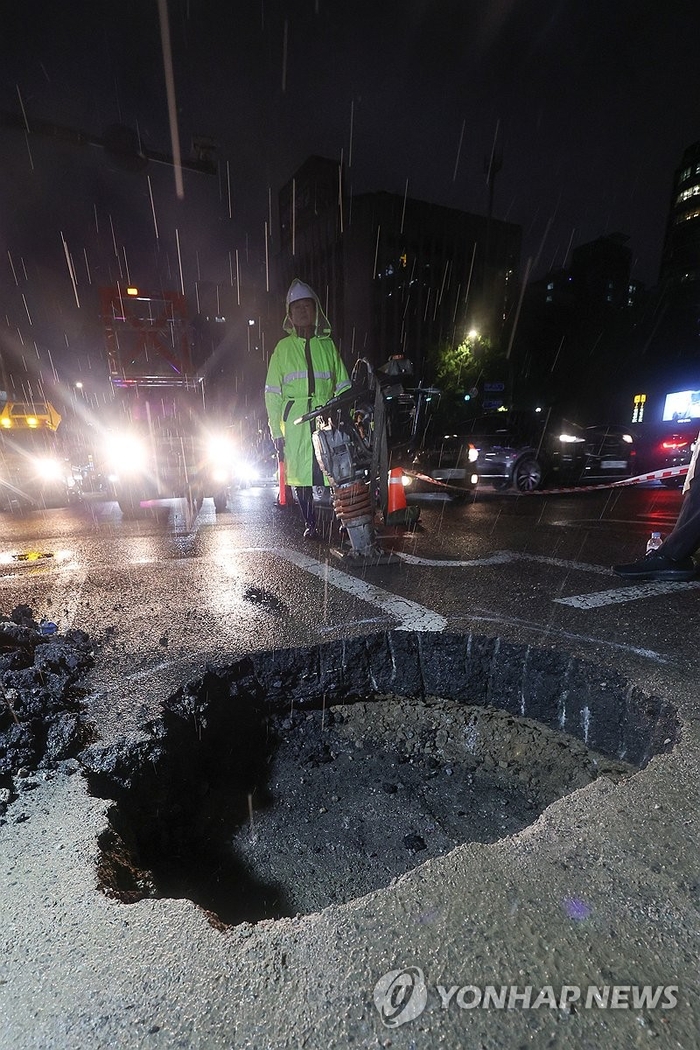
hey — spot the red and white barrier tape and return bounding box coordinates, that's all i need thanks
[404,464,689,497]
[527,464,689,495]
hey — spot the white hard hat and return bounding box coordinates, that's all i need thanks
[286,280,316,306]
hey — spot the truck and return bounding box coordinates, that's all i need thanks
[99,284,246,517]
[0,398,82,511]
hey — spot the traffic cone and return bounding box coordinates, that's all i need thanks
[384,467,420,526]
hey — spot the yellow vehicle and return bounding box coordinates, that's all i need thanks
[0,399,81,510]
[0,400,62,431]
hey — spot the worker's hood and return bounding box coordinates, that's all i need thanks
[282,279,332,338]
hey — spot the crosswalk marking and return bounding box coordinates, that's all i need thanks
[554,580,700,608]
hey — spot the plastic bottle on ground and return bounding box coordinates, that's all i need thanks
[646,531,663,555]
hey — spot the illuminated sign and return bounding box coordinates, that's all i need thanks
[662,389,700,422]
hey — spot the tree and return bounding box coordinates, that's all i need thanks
[431,333,506,395]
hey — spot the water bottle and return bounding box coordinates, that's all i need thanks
[646,531,663,555]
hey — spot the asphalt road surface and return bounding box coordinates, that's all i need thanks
[1,481,698,1050]
[0,481,692,732]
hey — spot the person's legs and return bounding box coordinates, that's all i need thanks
[613,472,700,579]
[655,477,700,561]
[293,486,318,537]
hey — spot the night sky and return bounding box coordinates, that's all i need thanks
[1,0,700,387]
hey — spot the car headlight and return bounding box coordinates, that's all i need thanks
[207,436,235,464]
[468,445,479,462]
[105,433,148,473]
[237,460,258,483]
[621,434,633,444]
[34,457,64,480]
[558,433,585,443]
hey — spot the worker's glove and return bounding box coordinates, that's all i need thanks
[274,437,285,458]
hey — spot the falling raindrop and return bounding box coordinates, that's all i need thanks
[292,178,296,256]
[175,228,185,295]
[147,176,159,240]
[264,221,270,292]
[348,99,355,169]
[281,18,289,93]
[453,118,465,182]
[158,0,184,200]
[60,233,80,309]
[7,251,19,286]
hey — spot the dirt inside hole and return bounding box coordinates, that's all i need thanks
[95,694,634,925]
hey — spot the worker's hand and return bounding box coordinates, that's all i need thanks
[274,437,285,457]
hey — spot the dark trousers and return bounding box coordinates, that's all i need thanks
[294,486,316,529]
[659,470,700,561]
[294,445,324,529]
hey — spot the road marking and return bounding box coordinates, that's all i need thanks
[555,580,700,608]
[273,548,447,632]
[397,551,514,568]
[54,567,87,631]
[500,551,614,575]
[398,550,613,576]
[456,613,668,663]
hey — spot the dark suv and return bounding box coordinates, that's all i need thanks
[413,410,636,493]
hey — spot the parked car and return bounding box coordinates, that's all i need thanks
[412,410,636,493]
[633,426,695,488]
[406,429,479,499]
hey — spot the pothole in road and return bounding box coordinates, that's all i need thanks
[84,632,679,928]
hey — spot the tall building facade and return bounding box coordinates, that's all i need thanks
[275,157,521,379]
[659,140,700,293]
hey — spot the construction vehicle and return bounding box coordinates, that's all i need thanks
[99,284,248,517]
[0,398,82,511]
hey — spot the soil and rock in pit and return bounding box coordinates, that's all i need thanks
[96,689,636,926]
[227,697,636,918]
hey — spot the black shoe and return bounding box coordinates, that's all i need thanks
[303,525,319,540]
[612,552,698,581]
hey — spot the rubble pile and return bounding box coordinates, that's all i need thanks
[0,605,94,804]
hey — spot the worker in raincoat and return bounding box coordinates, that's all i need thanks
[265,279,351,538]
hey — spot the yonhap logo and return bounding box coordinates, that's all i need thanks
[373,965,678,1028]
[373,967,428,1028]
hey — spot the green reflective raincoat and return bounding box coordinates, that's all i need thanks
[265,284,350,487]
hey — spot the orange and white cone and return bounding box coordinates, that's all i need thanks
[384,467,420,525]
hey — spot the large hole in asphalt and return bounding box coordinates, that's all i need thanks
[84,632,679,928]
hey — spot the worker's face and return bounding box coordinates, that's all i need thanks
[288,297,316,329]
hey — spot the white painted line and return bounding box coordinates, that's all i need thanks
[512,552,614,576]
[55,569,87,632]
[459,614,668,663]
[273,548,447,632]
[397,550,613,576]
[397,551,514,568]
[555,580,700,609]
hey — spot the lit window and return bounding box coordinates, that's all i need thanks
[676,184,700,204]
[675,209,700,224]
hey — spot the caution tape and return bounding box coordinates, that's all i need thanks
[404,470,462,492]
[404,464,689,497]
[525,464,689,495]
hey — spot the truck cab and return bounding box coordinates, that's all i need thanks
[0,398,81,511]
[99,284,248,517]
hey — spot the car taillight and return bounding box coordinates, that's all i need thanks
[661,440,689,451]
